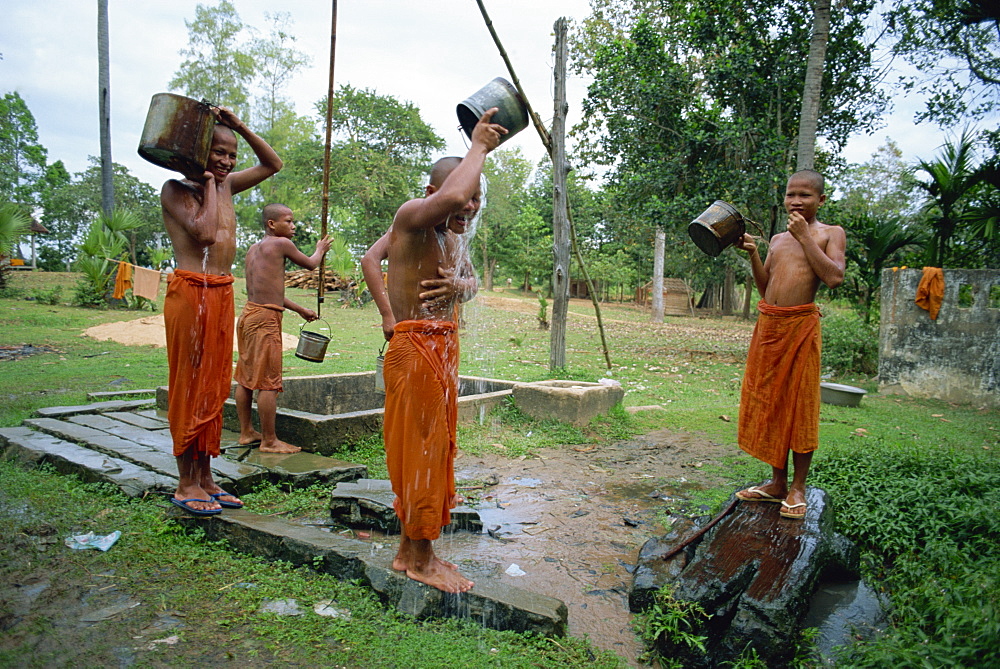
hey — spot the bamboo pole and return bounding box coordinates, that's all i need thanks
[318,0,338,315]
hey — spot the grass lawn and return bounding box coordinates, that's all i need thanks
[1,270,998,667]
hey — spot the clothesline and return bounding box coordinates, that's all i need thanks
[111,260,166,301]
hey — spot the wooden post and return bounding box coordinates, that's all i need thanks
[318,0,338,315]
[549,18,569,372]
[652,226,665,322]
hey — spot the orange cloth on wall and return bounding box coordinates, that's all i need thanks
[915,266,944,320]
[112,261,133,299]
[164,270,235,458]
[132,266,162,301]
[738,301,821,470]
[383,320,459,541]
[234,302,285,392]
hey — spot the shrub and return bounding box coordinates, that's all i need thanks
[821,309,878,375]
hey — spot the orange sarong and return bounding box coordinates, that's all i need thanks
[738,301,821,469]
[383,320,459,541]
[234,302,285,392]
[915,266,944,320]
[164,269,235,458]
[112,261,133,299]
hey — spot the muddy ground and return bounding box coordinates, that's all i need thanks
[0,426,737,667]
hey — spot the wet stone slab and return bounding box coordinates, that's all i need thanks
[33,398,156,418]
[330,478,483,533]
[0,426,175,497]
[179,508,566,637]
[228,448,367,488]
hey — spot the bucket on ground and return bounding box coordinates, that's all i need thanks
[688,200,747,257]
[457,77,529,145]
[295,319,331,363]
[137,93,216,180]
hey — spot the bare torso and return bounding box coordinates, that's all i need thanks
[387,222,462,322]
[161,179,237,275]
[762,222,842,307]
[244,236,291,306]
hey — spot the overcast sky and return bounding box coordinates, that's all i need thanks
[2,0,984,191]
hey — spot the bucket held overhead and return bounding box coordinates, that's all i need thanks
[688,200,747,257]
[137,93,215,180]
[457,77,529,145]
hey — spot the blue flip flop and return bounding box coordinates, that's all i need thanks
[210,491,244,509]
[171,498,222,516]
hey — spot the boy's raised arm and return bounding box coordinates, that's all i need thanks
[214,107,283,195]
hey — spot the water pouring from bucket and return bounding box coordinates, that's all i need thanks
[456,77,529,146]
[688,201,765,257]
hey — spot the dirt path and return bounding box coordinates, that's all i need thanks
[82,314,299,351]
[439,428,734,665]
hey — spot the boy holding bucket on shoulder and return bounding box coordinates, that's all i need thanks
[160,107,281,516]
[733,169,845,521]
[234,203,330,454]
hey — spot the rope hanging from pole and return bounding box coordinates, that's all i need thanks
[318,0,338,316]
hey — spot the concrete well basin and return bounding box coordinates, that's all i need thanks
[511,379,625,426]
[156,372,514,457]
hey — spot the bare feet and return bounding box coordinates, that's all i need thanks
[393,554,458,572]
[259,439,302,454]
[238,428,263,446]
[407,560,474,594]
[736,482,787,502]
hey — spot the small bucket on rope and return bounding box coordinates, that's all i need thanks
[456,77,529,146]
[295,319,331,363]
[374,341,387,393]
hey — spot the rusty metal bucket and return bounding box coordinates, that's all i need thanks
[137,93,215,180]
[688,201,747,257]
[457,77,528,146]
[294,319,330,363]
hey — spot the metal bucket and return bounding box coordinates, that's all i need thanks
[295,320,330,363]
[457,77,528,145]
[688,200,746,257]
[137,93,215,180]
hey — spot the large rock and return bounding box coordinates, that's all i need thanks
[631,487,861,668]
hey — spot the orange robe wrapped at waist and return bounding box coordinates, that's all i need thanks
[738,301,821,469]
[234,302,284,392]
[164,269,235,458]
[383,320,459,541]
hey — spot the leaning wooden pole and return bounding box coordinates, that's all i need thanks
[318,0,338,315]
[474,0,612,369]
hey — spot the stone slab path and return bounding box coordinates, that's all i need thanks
[0,397,568,637]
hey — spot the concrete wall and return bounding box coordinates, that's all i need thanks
[879,268,1000,408]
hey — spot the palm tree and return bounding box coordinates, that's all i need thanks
[0,203,31,289]
[914,129,984,266]
[796,0,831,171]
[845,211,926,322]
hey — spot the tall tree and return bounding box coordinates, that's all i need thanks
[168,0,255,114]
[796,0,831,170]
[250,11,311,131]
[97,0,114,215]
[480,147,533,291]
[0,91,48,208]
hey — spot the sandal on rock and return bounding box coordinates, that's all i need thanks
[780,501,807,519]
[736,486,785,503]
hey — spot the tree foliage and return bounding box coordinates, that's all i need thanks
[0,91,48,207]
[884,0,1000,125]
